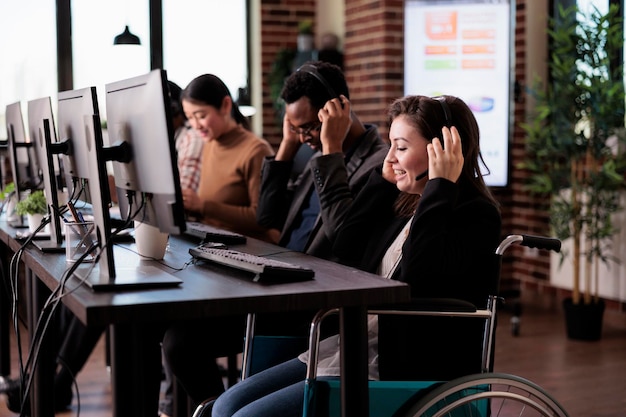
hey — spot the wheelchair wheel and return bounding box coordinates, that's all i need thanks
[400,372,569,417]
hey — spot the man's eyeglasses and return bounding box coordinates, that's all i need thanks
[289,122,322,138]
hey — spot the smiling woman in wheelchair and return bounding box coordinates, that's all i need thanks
[211,95,502,417]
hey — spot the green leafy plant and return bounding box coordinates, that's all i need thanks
[16,190,47,216]
[268,47,297,126]
[298,19,314,35]
[0,182,15,200]
[519,4,626,305]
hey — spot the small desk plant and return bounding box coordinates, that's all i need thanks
[520,3,626,340]
[16,189,48,234]
[1,182,16,215]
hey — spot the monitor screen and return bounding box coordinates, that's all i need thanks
[105,69,185,235]
[57,86,101,203]
[27,96,65,250]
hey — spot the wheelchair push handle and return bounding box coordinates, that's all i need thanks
[496,234,561,255]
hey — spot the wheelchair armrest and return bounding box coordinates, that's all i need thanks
[370,298,478,314]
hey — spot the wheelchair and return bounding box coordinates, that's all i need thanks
[193,234,569,417]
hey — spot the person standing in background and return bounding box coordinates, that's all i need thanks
[317,32,344,70]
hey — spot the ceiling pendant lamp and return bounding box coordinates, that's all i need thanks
[113,25,141,45]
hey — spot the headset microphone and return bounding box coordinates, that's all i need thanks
[415,169,428,181]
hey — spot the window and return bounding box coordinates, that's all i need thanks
[71,0,248,121]
[0,0,57,140]
[0,1,249,132]
[162,0,249,101]
[71,0,151,121]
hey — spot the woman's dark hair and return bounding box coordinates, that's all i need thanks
[181,74,250,130]
[388,95,499,216]
[280,60,349,110]
[168,81,184,119]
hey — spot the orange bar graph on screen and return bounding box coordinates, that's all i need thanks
[463,29,496,39]
[462,59,495,69]
[462,44,495,54]
[425,45,457,55]
[425,11,457,41]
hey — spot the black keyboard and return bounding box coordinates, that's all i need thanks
[184,221,247,245]
[189,244,314,282]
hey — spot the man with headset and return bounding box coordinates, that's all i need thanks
[160,61,388,416]
[258,60,389,259]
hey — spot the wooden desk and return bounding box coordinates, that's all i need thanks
[1,224,410,417]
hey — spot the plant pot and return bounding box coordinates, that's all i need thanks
[27,213,45,234]
[5,193,19,221]
[297,33,314,52]
[562,297,605,341]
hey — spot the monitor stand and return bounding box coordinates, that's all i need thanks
[8,218,28,229]
[31,221,65,253]
[32,239,66,253]
[13,229,66,252]
[72,264,182,291]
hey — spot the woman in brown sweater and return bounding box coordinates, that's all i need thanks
[180,74,275,242]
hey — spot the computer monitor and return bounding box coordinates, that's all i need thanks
[50,89,118,289]
[57,87,100,203]
[105,69,186,236]
[68,70,185,290]
[27,97,65,252]
[4,102,41,227]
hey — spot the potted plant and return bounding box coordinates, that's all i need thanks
[16,189,48,234]
[297,19,314,52]
[269,47,297,126]
[1,182,17,216]
[0,182,15,199]
[520,3,626,340]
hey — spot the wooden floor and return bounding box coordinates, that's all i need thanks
[1,291,625,417]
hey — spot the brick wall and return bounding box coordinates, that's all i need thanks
[505,1,554,294]
[259,0,561,297]
[260,0,316,146]
[343,0,405,141]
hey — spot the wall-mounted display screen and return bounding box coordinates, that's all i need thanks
[404,0,513,187]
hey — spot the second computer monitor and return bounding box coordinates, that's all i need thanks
[59,83,182,290]
[57,86,101,202]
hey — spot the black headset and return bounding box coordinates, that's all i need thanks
[415,96,453,181]
[432,96,452,128]
[296,63,340,100]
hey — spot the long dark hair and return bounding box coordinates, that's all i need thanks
[181,74,250,131]
[388,95,499,216]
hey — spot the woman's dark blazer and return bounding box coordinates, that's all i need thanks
[333,168,502,381]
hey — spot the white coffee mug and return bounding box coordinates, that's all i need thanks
[134,221,169,260]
